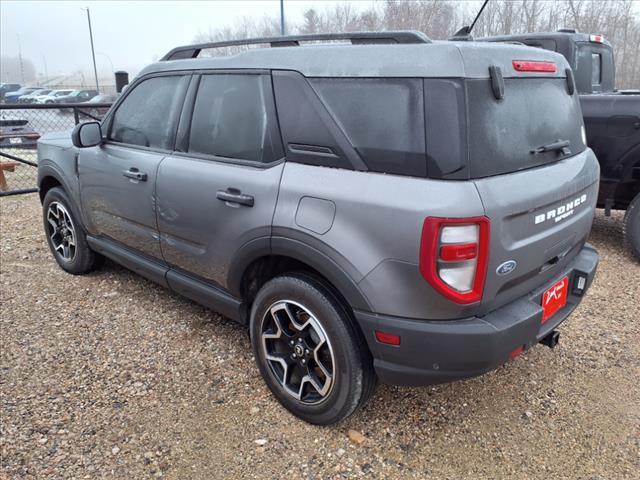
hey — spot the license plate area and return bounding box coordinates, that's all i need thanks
[9,137,23,144]
[541,276,568,323]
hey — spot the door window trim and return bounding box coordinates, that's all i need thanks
[102,71,192,154]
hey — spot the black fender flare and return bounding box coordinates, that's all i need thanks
[227,233,372,312]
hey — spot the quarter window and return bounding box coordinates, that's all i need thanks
[109,75,188,150]
[188,74,281,163]
[310,78,426,176]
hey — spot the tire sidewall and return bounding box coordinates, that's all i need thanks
[250,275,365,424]
[624,193,640,261]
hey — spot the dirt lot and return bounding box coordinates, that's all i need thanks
[1,194,639,479]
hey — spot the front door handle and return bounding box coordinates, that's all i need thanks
[216,189,254,207]
[123,167,147,182]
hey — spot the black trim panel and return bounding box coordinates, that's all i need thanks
[87,235,169,288]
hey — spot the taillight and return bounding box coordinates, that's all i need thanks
[589,34,604,43]
[512,60,557,73]
[419,217,490,304]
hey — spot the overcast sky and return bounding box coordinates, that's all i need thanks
[0,0,367,78]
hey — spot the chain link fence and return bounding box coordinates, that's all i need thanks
[0,104,112,197]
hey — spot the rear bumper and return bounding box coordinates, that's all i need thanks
[354,244,599,386]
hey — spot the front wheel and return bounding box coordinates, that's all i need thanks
[623,192,640,261]
[42,187,103,274]
[250,274,376,425]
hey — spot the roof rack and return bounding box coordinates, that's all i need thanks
[161,31,431,61]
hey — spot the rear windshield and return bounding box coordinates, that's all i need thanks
[465,78,586,178]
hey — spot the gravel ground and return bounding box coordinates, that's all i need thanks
[1,194,639,479]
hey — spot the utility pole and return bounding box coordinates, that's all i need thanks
[17,35,25,84]
[280,0,285,36]
[85,7,100,92]
[42,55,49,83]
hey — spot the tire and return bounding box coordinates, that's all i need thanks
[250,273,376,425]
[42,187,104,274]
[623,192,640,261]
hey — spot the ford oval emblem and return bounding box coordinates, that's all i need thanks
[496,260,517,276]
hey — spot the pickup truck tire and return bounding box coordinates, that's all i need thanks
[42,187,104,274]
[623,193,640,261]
[250,273,376,425]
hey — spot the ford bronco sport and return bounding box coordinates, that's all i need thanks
[38,31,599,425]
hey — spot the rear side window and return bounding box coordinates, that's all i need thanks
[188,74,282,163]
[591,53,601,85]
[310,78,426,176]
[575,43,614,92]
[110,75,188,150]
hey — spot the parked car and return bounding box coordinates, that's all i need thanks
[3,87,41,104]
[52,89,99,104]
[481,30,640,260]
[83,94,119,117]
[35,89,74,104]
[37,31,600,425]
[0,83,21,101]
[18,89,52,103]
[0,118,40,149]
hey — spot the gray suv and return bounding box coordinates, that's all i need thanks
[37,32,600,425]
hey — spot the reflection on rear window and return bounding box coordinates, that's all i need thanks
[591,53,601,86]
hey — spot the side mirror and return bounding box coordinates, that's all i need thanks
[72,121,102,148]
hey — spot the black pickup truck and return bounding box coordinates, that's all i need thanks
[482,30,640,259]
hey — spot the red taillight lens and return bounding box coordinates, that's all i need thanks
[440,243,477,262]
[419,217,490,304]
[512,60,557,73]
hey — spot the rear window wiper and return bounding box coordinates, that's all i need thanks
[531,139,571,156]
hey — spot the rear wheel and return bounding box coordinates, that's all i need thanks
[42,187,104,274]
[250,274,376,425]
[623,192,640,261]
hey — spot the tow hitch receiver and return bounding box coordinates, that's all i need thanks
[540,330,560,349]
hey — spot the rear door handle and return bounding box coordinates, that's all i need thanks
[216,189,254,207]
[123,168,147,182]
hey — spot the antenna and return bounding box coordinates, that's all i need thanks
[450,0,490,41]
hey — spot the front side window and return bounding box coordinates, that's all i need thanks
[188,74,281,163]
[110,75,188,149]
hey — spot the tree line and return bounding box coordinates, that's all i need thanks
[195,0,639,89]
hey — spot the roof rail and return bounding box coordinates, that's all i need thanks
[161,31,431,61]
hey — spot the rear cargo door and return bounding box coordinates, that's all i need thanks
[457,46,600,312]
[474,152,599,313]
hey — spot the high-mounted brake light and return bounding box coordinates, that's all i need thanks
[419,217,490,304]
[589,34,604,43]
[512,60,557,73]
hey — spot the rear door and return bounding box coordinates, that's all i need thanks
[78,74,190,259]
[156,72,284,290]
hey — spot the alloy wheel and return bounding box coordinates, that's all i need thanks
[260,300,335,405]
[46,201,77,262]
